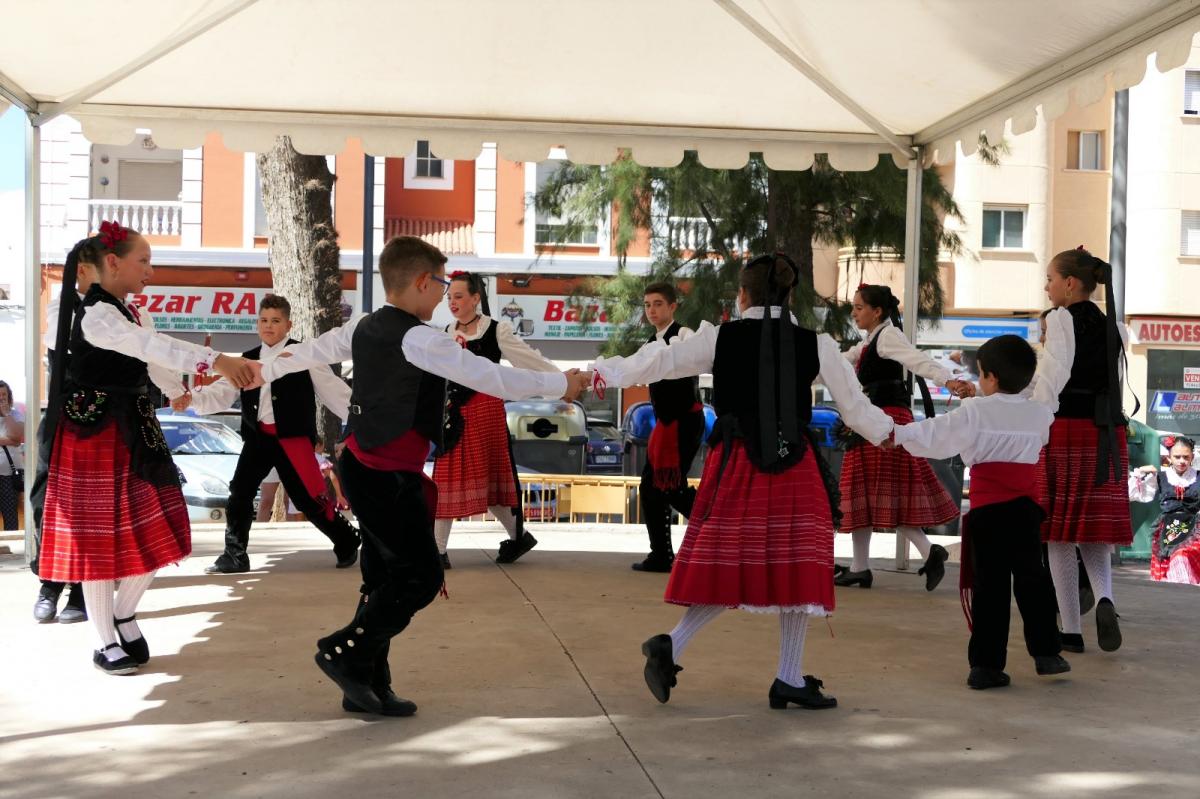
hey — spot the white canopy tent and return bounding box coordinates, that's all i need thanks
[4,0,1200,532]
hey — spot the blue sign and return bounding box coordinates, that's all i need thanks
[1152,391,1177,414]
[961,324,1035,340]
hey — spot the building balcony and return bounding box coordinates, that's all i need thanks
[88,199,183,243]
[663,216,750,255]
[385,217,474,255]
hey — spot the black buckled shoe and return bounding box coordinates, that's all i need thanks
[115,614,149,665]
[93,643,139,675]
[1096,598,1122,652]
[496,531,538,564]
[58,585,87,624]
[316,628,381,714]
[1035,655,1071,676]
[834,569,873,588]
[632,554,674,573]
[33,587,60,623]
[342,687,418,717]
[918,544,949,591]
[641,633,682,703]
[967,667,1011,690]
[768,675,838,709]
[440,552,452,570]
[205,554,251,574]
[1060,633,1085,653]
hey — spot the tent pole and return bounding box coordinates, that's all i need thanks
[896,153,924,570]
[1109,90,1129,323]
[361,152,375,313]
[0,68,37,113]
[22,115,41,560]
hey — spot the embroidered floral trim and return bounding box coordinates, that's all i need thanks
[64,389,109,425]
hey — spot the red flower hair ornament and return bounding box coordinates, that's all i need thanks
[98,220,129,249]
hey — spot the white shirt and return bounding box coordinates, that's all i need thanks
[1129,466,1196,503]
[842,320,952,386]
[46,292,186,399]
[893,308,1076,466]
[654,323,693,344]
[591,307,894,444]
[188,337,353,421]
[78,301,217,385]
[446,316,559,373]
[261,306,568,400]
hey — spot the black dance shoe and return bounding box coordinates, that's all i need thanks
[334,535,360,569]
[1060,633,1085,653]
[58,585,87,624]
[768,676,838,709]
[33,586,60,623]
[115,614,150,665]
[1096,598,1122,652]
[205,554,251,574]
[833,569,873,588]
[315,651,381,715]
[440,553,452,570]
[967,667,1011,690]
[1079,584,1095,616]
[93,643,139,675]
[342,687,418,717]
[641,633,682,704]
[496,531,538,564]
[632,554,674,573]
[1034,655,1071,676]
[833,564,850,578]
[919,544,949,591]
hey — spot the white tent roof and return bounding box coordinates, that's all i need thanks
[4,0,1200,168]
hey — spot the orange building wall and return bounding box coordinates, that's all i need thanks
[200,133,244,247]
[335,139,366,249]
[496,158,527,254]
[384,157,476,221]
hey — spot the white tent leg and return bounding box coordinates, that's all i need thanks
[896,154,924,571]
[23,116,41,559]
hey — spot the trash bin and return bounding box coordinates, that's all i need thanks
[808,406,845,480]
[927,456,965,537]
[505,400,588,475]
[1123,419,1161,560]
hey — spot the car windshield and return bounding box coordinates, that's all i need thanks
[160,421,243,455]
[588,424,620,441]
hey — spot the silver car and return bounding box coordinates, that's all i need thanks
[156,411,244,524]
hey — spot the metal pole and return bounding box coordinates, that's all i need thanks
[22,116,41,557]
[896,152,924,570]
[362,153,374,313]
[1110,89,1129,323]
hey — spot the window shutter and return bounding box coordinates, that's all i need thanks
[117,160,182,201]
[1185,70,1200,115]
[1182,210,1200,256]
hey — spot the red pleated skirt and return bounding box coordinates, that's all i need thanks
[1150,520,1200,584]
[838,406,960,531]
[1037,418,1132,545]
[39,421,191,582]
[664,440,836,614]
[433,392,519,519]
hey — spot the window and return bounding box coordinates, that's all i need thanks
[1182,210,1200,257]
[117,160,182,201]
[1067,130,1103,170]
[1185,70,1200,115]
[534,160,599,245]
[402,140,454,190]
[981,206,1025,249]
[414,140,443,178]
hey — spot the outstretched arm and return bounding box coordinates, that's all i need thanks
[496,321,560,373]
[403,326,568,400]
[311,365,353,421]
[892,405,975,460]
[1031,308,1076,413]
[261,316,362,381]
[592,321,717,388]
[816,334,893,444]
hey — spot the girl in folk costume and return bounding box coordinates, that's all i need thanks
[1129,436,1200,585]
[432,271,558,568]
[591,254,894,709]
[1040,247,1131,653]
[834,284,973,590]
[38,222,256,674]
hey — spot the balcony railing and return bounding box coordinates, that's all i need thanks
[89,200,183,237]
[664,216,749,254]
[385,217,474,254]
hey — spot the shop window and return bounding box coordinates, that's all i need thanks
[403,140,455,190]
[1148,349,1200,438]
[1067,130,1103,171]
[981,206,1025,249]
[1183,210,1200,257]
[1185,70,1200,115]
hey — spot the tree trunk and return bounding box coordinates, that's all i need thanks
[766,169,816,323]
[257,136,343,453]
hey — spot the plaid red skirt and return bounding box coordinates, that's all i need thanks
[433,392,519,519]
[838,406,960,531]
[39,421,191,583]
[1037,418,1132,545]
[664,440,836,614]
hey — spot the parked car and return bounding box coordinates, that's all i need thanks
[156,410,244,524]
[585,419,623,474]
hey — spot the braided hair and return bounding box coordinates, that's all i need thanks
[740,253,800,469]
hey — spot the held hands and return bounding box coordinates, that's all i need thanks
[170,393,193,413]
[213,354,260,389]
[1135,465,1159,475]
[561,369,592,402]
[945,379,976,399]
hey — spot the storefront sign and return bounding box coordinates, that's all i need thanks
[1185,368,1200,389]
[129,287,356,333]
[1131,318,1200,346]
[915,316,1039,346]
[495,295,615,341]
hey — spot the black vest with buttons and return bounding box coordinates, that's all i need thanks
[648,322,702,423]
[855,327,910,409]
[240,339,318,442]
[347,307,447,451]
[445,318,503,404]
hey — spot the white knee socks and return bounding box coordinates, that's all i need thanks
[1047,542,1082,634]
[490,505,520,540]
[776,611,810,687]
[434,519,453,555]
[114,570,156,642]
[82,581,122,660]
[1078,543,1114,603]
[668,604,725,661]
[898,526,933,559]
[850,529,873,572]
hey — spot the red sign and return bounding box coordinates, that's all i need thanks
[1134,318,1200,345]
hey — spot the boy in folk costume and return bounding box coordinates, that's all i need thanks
[39,222,257,674]
[592,254,893,709]
[174,295,359,574]
[253,236,589,715]
[629,282,706,573]
[892,319,1075,690]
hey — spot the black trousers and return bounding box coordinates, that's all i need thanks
[967,498,1062,670]
[219,428,357,566]
[322,449,444,681]
[640,410,705,558]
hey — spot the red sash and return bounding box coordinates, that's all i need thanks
[647,402,702,491]
[960,462,1039,630]
[260,423,333,521]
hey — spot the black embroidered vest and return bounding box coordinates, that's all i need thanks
[855,326,909,409]
[445,318,503,404]
[648,322,702,423]
[240,339,318,441]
